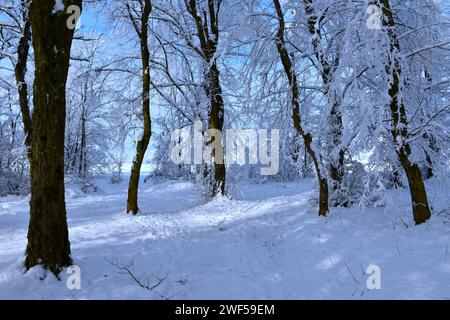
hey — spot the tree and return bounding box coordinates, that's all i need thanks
[0,87,29,196]
[0,0,32,195]
[185,0,226,196]
[0,1,33,161]
[273,0,328,216]
[379,0,431,224]
[25,0,82,275]
[13,0,33,162]
[124,0,153,214]
[300,0,348,205]
[65,35,112,188]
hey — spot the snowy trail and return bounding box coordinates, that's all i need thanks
[0,177,449,299]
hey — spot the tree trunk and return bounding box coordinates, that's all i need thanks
[303,0,345,203]
[14,0,33,162]
[25,0,81,275]
[424,150,434,179]
[79,104,87,181]
[206,62,226,196]
[186,0,226,197]
[422,132,436,179]
[399,151,431,224]
[328,102,345,196]
[126,0,152,214]
[329,147,346,206]
[422,71,435,179]
[273,0,328,216]
[380,0,431,225]
[78,80,88,182]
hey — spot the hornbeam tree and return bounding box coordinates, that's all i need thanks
[25,0,82,275]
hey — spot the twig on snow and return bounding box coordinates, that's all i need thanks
[104,257,169,298]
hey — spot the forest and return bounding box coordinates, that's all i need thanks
[0,0,449,300]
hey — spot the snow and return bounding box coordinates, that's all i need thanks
[52,0,65,14]
[0,176,449,299]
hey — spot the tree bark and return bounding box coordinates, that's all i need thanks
[14,0,33,162]
[422,132,437,179]
[424,150,434,179]
[79,101,87,181]
[187,0,226,197]
[303,0,345,203]
[273,0,328,216]
[78,78,88,182]
[25,0,81,275]
[126,0,152,214]
[206,62,226,196]
[380,0,431,225]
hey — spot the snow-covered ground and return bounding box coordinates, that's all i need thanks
[0,176,449,299]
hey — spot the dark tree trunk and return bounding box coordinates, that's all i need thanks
[273,0,328,216]
[126,0,152,214]
[422,132,436,179]
[398,151,431,224]
[328,102,345,194]
[79,104,87,181]
[206,62,226,196]
[25,0,81,275]
[187,0,226,197]
[78,79,88,182]
[380,0,431,225]
[14,0,33,162]
[329,147,346,206]
[422,71,435,179]
[424,151,434,179]
[303,0,345,202]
